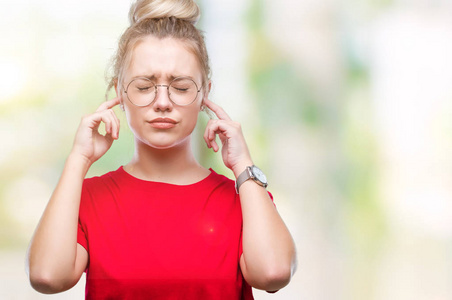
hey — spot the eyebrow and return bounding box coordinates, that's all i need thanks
[131,74,195,81]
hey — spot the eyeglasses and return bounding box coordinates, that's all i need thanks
[124,77,202,107]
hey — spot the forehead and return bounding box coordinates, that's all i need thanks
[125,36,201,82]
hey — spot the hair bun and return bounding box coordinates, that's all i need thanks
[129,0,200,25]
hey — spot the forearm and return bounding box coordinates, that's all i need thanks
[202,100,297,289]
[26,153,90,287]
[235,164,297,290]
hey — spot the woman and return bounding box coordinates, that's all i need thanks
[26,0,297,298]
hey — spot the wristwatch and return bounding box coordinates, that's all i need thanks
[235,165,268,193]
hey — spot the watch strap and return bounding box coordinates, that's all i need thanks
[235,165,269,193]
[235,166,252,193]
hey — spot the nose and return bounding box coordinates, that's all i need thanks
[152,84,173,111]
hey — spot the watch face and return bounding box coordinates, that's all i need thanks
[251,166,267,184]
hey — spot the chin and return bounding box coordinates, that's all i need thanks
[137,134,191,151]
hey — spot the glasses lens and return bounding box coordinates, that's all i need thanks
[169,78,198,105]
[127,78,155,106]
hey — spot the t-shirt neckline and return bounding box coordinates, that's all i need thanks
[118,165,217,187]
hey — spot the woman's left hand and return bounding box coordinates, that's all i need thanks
[203,99,253,177]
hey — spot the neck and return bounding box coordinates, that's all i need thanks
[125,136,208,184]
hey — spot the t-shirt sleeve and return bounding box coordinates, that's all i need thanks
[77,221,88,251]
[77,179,90,252]
[238,191,279,294]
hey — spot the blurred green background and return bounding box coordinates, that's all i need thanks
[1,0,452,299]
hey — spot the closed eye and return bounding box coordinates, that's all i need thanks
[138,87,152,91]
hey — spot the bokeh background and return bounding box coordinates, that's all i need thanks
[1,0,452,299]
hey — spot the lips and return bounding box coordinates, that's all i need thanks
[148,117,178,129]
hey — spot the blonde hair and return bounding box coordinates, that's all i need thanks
[106,0,210,98]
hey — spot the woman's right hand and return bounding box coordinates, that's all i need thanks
[27,97,121,293]
[70,97,121,166]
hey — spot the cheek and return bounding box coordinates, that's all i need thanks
[124,107,142,133]
[182,108,201,131]
[188,109,200,123]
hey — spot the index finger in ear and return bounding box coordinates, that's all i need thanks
[204,99,232,121]
[96,96,121,112]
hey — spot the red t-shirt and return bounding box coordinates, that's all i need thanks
[77,166,274,299]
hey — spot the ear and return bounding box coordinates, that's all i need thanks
[207,80,212,94]
[114,79,125,111]
[200,80,212,111]
[114,79,121,99]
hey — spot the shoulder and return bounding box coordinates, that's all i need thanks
[209,169,234,183]
[206,169,236,191]
[78,167,128,216]
[84,166,125,183]
[81,166,124,195]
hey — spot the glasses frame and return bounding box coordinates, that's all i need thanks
[123,76,203,107]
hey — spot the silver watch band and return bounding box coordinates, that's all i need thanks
[235,165,268,193]
[235,167,252,193]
